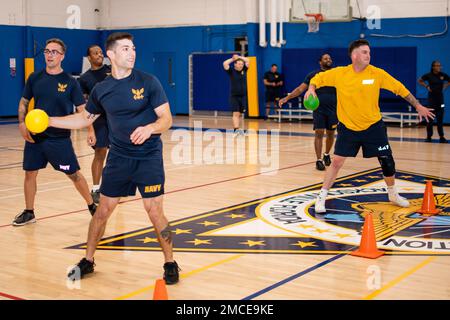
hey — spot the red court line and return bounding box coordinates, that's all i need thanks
[0,291,25,300]
[0,161,315,228]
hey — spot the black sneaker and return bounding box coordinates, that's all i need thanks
[323,154,331,166]
[12,210,36,226]
[91,190,100,204]
[67,258,95,280]
[439,137,448,143]
[316,160,326,171]
[425,137,432,142]
[163,261,180,285]
[88,203,97,216]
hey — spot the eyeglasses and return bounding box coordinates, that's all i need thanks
[43,49,63,56]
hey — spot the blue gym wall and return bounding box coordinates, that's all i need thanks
[0,16,449,123]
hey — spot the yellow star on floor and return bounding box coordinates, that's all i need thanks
[337,183,353,187]
[290,241,317,248]
[197,221,220,227]
[239,240,265,247]
[353,179,367,183]
[136,237,159,244]
[174,228,192,235]
[334,233,352,239]
[399,175,413,179]
[186,238,212,246]
[367,175,380,179]
[402,187,415,191]
[225,214,246,219]
[314,228,330,234]
[297,224,314,229]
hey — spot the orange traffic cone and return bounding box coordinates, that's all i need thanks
[351,212,384,259]
[417,180,441,215]
[153,279,168,300]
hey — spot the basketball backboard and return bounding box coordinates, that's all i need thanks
[290,0,352,22]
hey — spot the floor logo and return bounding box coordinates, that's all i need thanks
[67,168,450,255]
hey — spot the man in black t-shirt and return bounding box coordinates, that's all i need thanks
[264,64,284,118]
[79,45,111,203]
[223,54,250,135]
[279,53,337,171]
[418,60,450,143]
[50,32,179,285]
[13,38,96,227]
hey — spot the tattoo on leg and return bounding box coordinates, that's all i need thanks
[160,225,173,244]
[68,172,80,182]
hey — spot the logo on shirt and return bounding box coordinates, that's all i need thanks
[362,79,375,85]
[144,184,162,193]
[58,83,68,92]
[132,88,144,100]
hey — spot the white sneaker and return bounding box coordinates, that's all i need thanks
[389,193,410,208]
[315,196,326,213]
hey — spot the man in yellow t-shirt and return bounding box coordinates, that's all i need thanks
[305,39,435,213]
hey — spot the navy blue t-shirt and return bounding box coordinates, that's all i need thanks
[303,69,337,114]
[226,66,248,97]
[78,65,111,128]
[22,69,85,140]
[78,65,111,95]
[86,69,168,159]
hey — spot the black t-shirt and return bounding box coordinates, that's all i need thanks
[264,71,284,96]
[78,65,111,95]
[226,66,248,96]
[86,69,168,160]
[22,69,85,140]
[420,71,450,105]
[303,69,337,114]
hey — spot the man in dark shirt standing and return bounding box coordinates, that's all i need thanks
[279,54,337,171]
[418,60,449,143]
[50,32,179,285]
[263,64,284,119]
[223,54,250,135]
[79,45,111,203]
[14,38,97,226]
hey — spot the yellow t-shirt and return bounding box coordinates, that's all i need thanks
[310,64,411,131]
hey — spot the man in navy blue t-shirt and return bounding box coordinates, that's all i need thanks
[13,38,96,227]
[279,53,338,171]
[50,32,179,284]
[79,45,112,203]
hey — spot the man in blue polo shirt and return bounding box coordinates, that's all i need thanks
[79,45,111,203]
[49,32,179,285]
[14,38,97,227]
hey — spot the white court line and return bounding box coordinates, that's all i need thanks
[334,197,360,203]
[410,225,450,229]
[324,208,360,214]
[410,228,450,238]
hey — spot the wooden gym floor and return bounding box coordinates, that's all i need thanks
[0,116,449,300]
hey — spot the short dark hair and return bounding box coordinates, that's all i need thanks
[46,38,66,53]
[271,64,278,67]
[105,32,134,51]
[318,53,330,62]
[86,44,101,56]
[348,39,370,56]
[431,60,440,72]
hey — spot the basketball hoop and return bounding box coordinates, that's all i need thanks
[305,13,324,33]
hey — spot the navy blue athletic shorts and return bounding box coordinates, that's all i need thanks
[23,138,80,174]
[100,152,165,198]
[334,120,392,158]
